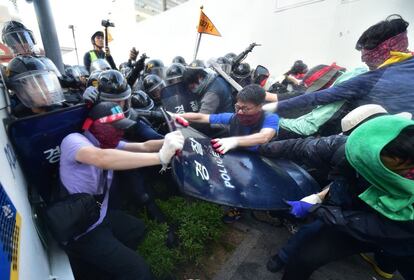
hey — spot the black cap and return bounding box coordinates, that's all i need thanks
[91,31,104,42]
[83,101,135,130]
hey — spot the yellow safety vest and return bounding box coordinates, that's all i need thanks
[89,50,98,62]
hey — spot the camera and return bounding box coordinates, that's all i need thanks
[101,20,115,28]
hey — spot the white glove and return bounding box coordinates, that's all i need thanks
[262,102,278,113]
[211,137,238,154]
[158,131,185,168]
[300,194,322,204]
[82,86,99,104]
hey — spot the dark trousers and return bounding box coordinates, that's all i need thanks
[110,169,167,223]
[65,210,153,280]
[281,223,414,280]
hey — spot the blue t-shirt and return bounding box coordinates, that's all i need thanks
[209,112,279,151]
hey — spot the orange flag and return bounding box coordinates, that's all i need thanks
[197,9,221,36]
[105,30,114,42]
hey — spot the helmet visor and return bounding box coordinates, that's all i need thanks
[3,30,40,56]
[11,70,64,108]
[218,63,232,75]
[147,67,165,80]
[90,59,111,73]
[40,57,62,79]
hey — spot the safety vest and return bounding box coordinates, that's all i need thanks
[89,50,98,62]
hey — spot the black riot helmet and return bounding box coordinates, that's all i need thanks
[65,65,89,87]
[131,89,155,111]
[90,58,111,73]
[252,65,270,87]
[172,56,186,65]
[165,63,186,85]
[224,52,237,64]
[216,56,232,75]
[6,55,65,108]
[2,21,40,55]
[143,74,165,104]
[98,70,131,101]
[232,62,251,79]
[97,70,132,115]
[188,59,206,69]
[144,59,165,79]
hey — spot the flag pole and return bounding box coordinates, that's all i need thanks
[193,32,202,60]
[193,6,204,61]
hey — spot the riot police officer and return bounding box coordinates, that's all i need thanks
[182,63,233,114]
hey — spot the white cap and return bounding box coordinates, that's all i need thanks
[341,104,412,132]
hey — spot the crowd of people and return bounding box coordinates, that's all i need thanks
[1,13,413,280]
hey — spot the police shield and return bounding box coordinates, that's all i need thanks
[171,127,320,210]
[160,82,199,113]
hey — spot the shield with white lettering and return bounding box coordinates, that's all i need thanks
[160,82,199,113]
[171,127,320,210]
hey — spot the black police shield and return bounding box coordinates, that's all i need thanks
[171,127,320,210]
[160,82,199,113]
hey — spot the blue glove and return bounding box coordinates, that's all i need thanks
[82,86,99,104]
[286,200,313,218]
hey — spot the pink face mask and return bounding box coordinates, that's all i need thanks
[89,121,124,149]
[236,111,262,126]
[404,167,414,180]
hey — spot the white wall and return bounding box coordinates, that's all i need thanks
[125,0,414,77]
[2,0,413,76]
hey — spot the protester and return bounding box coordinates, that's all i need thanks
[275,115,414,280]
[261,108,413,279]
[60,101,184,279]
[180,84,279,223]
[263,15,414,117]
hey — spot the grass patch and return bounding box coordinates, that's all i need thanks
[137,196,224,279]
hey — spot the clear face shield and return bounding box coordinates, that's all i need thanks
[100,87,132,117]
[148,81,166,104]
[218,63,232,75]
[10,70,65,108]
[2,30,40,56]
[147,67,165,80]
[39,57,62,79]
[90,59,111,73]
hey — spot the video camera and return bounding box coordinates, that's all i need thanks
[101,19,115,28]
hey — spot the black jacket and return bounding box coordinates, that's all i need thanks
[259,135,347,184]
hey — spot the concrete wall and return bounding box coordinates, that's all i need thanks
[125,0,414,77]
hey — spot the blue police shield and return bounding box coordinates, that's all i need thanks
[160,82,199,113]
[171,127,320,210]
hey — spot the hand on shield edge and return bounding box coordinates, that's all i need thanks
[82,86,99,104]
[158,131,185,168]
[167,111,189,127]
[211,137,238,154]
[285,200,313,218]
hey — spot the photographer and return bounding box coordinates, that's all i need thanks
[84,30,117,72]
